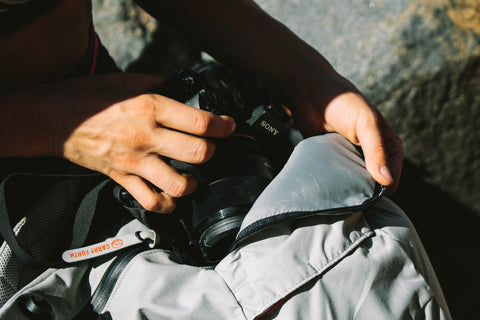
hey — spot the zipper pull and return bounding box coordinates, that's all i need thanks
[62,230,157,263]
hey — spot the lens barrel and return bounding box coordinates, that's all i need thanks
[190,135,275,263]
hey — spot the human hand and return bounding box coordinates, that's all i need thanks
[47,73,236,213]
[285,68,403,194]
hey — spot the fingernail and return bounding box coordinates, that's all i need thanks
[222,116,236,133]
[380,165,393,185]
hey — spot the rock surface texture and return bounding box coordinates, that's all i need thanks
[92,0,200,75]
[92,0,479,318]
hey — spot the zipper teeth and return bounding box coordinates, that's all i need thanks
[91,246,146,313]
[232,185,385,249]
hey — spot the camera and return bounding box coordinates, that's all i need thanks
[115,62,295,265]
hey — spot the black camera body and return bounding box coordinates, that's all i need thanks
[116,62,294,265]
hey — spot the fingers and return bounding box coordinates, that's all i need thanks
[112,156,199,213]
[356,114,403,194]
[114,174,177,213]
[152,95,236,137]
[115,94,235,212]
[150,127,216,164]
[378,118,403,193]
[356,112,393,185]
[132,154,199,199]
[121,95,235,212]
[354,105,403,193]
[323,92,403,192]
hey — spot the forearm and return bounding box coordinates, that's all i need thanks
[0,85,56,157]
[0,74,159,159]
[135,0,337,96]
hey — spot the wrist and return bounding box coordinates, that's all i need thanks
[261,50,345,111]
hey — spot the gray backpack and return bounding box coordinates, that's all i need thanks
[0,134,451,319]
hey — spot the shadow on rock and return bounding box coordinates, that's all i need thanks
[390,159,480,319]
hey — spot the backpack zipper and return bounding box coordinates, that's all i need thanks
[232,184,385,250]
[91,245,147,313]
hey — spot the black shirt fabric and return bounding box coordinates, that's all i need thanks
[0,0,60,36]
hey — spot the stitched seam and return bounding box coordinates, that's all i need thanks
[215,272,250,320]
[254,230,373,316]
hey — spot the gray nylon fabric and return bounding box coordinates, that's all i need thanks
[239,133,376,230]
[0,134,451,319]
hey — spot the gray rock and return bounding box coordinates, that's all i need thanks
[92,0,157,71]
[92,0,199,75]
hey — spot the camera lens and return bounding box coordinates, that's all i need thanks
[190,136,275,264]
[193,175,271,264]
[198,210,246,263]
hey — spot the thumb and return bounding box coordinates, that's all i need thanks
[356,114,394,187]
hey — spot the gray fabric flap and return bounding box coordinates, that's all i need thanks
[217,211,374,319]
[237,134,378,237]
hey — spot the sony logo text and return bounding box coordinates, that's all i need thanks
[260,120,279,135]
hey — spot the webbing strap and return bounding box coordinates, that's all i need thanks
[0,172,110,267]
